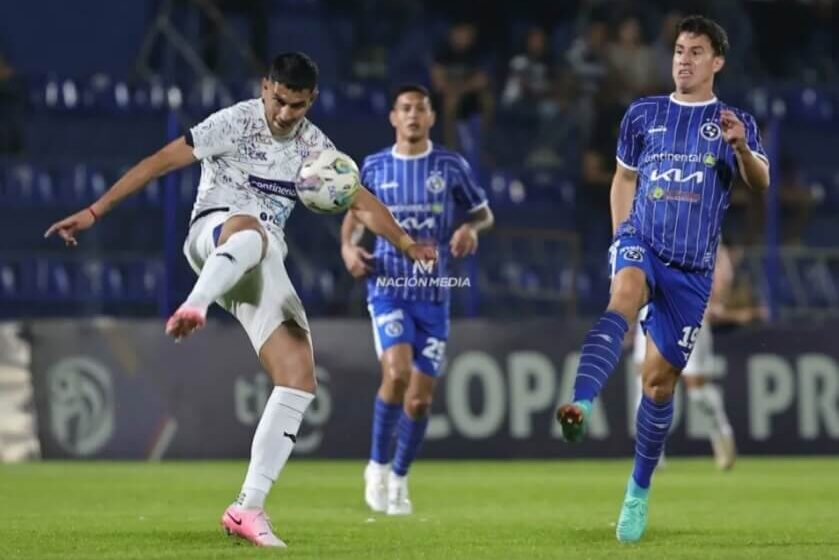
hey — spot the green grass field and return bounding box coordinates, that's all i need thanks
[1,458,837,559]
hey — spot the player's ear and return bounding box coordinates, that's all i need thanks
[713,56,725,74]
[308,87,318,107]
[389,109,398,129]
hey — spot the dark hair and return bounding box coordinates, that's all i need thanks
[391,84,432,108]
[267,52,319,91]
[677,15,729,56]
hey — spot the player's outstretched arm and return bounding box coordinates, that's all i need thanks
[450,206,494,258]
[610,163,638,235]
[340,210,373,278]
[348,188,437,263]
[44,137,196,246]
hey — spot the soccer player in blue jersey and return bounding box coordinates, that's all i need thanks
[341,84,494,515]
[555,16,770,542]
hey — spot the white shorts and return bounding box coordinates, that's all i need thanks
[183,209,309,353]
[633,308,713,376]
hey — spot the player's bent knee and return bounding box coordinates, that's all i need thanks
[383,365,411,392]
[405,396,432,419]
[643,374,676,403]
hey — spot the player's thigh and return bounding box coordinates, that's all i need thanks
[643,266,712,375]
[608,238,654,320]
[258,320,315,392]
[410,302,449,378]
[640,334,681,402]
[368,299,416,385]
[218,214,268,260]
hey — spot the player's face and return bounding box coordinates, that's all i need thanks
[672,32,724,93]
[390,92,435,142]
[261,80,315,136]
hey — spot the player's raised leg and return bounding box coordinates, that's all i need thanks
[617,339,678,543]
[365,343,412,513]
[221,321,316,547]
[557,265,647,442]
[167,216,267,340]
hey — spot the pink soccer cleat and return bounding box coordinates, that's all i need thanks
[220,504,287,548]
[165,305,206,341]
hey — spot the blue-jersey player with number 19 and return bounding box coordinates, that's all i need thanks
[555,16,770,543]
[341,84,493,516]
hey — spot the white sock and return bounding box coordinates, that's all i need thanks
[688,384,732,435]
[185,229,263,311]
[238,386,315,510]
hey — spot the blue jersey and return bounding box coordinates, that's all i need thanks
[616,94,768,272]
[362,142,488,302]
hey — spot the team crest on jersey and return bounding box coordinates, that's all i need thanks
[700,122,721,141]
[425,171,446,194]
[384,321,404,337]
[620,245,646,262]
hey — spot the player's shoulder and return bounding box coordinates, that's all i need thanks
[718,100,758,123]
[627,95,670,115]
[362,147,393,169]
[430,144,470,168]
[297,118,334,148]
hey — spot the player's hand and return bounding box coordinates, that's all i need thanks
[450,224,478,258]
[44,208,96,247]
[340,244,373,278]
[405,242,437,264]
[720,109,747,151]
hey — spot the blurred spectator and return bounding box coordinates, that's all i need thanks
[198,0,268,76]
[0,49,23,155]
[577,86,626,252]
[565,17,612,144]
[501,26,555,110]
[430,21,494,150]
[607,14,657,102]
[650,10,682,90]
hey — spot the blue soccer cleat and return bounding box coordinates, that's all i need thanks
[616,477,649,543]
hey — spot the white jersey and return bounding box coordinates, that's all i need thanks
[187,98,334,237]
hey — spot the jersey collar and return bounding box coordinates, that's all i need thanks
[669,93,718,107]
[391,141,433,160]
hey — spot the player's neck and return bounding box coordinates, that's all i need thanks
[672,87,716,105]
[394,138,431,157]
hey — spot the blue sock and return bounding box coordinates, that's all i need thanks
[391,413,429,476]
[572,311,629,402]
[632,394,674,489]
[370,397,402,464]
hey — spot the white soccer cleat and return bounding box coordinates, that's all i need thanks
[386,471,412,516]
[711,426,736,471]
[364,461,389,513]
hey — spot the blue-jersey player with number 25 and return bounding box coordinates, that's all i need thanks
[555,16,770,542]
[341,84,493,516]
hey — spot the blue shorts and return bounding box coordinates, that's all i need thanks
[610,235,712,370]
[367,297,450,377]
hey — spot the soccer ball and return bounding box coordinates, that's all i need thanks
[295,149,361,214]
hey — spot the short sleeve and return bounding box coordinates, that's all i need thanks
[360,156,376,193]
[742,111,769,165]
[616,105,644,171]
[451,155,488,213]
[187,106,240,160]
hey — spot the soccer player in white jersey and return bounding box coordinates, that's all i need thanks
[554,16,770,542]
[45,52,436,548]
[340,85,493,515]
[632,244,762,470]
